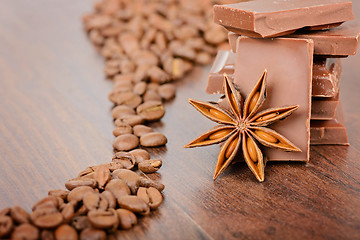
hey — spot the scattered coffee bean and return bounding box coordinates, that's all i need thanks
[67,186,95,203]
[116,209,137,230]
[94,164,111,189]
[10,206,29,224]
[11,223,39,240]
[112,152,136,170]
[113,134,139,151]
[140,132,167,147]
[138,159,162,173]
[41,230,55,240]
[0,215,13,238]
[132,125,153,138]
[65,177,97,191]
[115,115,144,127]
[30,207,63,229]
[112,169,140,194]
[139,177,165,192]
[48,189,69,201]
[112,122,132,137]
[136,101,165,121]
[88,209,118,229]
[111,105,135,119]
[158,83,176,100]
[61,203,75,224]
[117,196,150,215]
[100,191,116,209]
[55,224,78,240]
[129,148,150,164]
[105,179,130,199]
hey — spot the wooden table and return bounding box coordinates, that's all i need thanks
[0,1,359,239]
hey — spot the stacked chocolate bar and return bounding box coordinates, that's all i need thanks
[207,0,360,154]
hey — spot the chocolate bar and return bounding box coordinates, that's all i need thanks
[311,104,349,145]
[312,58,341,97]
[312,94,339,120]
[214,0,354,38]
[207,50,341,98]
[228,21,360,56]
[289,21,360,56]
[232,37,313,161]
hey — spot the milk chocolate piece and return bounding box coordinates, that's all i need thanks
[229,21,360,56]
[233,37,313,161]
[214,0,354,38]
[312,58,341,97]
[310,104,349,145]
[312,94,339,120]
[289,21,360,56]
[208,50,341,98]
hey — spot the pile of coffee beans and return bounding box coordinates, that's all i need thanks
[0,0,238,238]
[0,159,164,239]
[82,0,233,152]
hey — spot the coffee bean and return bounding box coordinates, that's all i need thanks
[61,203,75,224]
[80,228,106,240]
[32,196,59,211]
[115,115,144,126]
[0,207,10,217]
[0,215,13,238]
[133,125,153,137]
[129,148,150,164]
[133,81,147,95]
[113,134,139,151]
[195,51,212,65]
[103,162,124,172]
[137,187,163,210]
[147,66,170,83]
[115,209,137,230]
[11,223,39,240]
[140,132,167,147]
[88,209,118,229]
[67,186,95,203]
[100,191,116,209]
[48,189,69,201]
[77,166,97,178]
[112,151,136,170]
[94,164,111,189]
[72,216,91,231]
[138,159,162,173]
[65,177,97,191]
[54,224,78,240]
[112,124,132,137]
[158,83,176,100]
[112,91,142,108]
[30,208,63,229]
[139,177,165,192]
[111,105,135,119]
[136,101,165,121]
[112,169,140,194]
[41,230,55,240]
[143,89,162,102]
[10,206,29,224]
[117,196,150,215]
[105,179,130,199]
[83,192,102,211]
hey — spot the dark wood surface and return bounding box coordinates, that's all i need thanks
[0,1,359,239]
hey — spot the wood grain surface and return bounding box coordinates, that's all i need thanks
[0,1,359,239]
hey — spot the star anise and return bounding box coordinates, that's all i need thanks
[185,70,301,182]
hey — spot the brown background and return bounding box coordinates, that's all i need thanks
[0,1,359,239]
